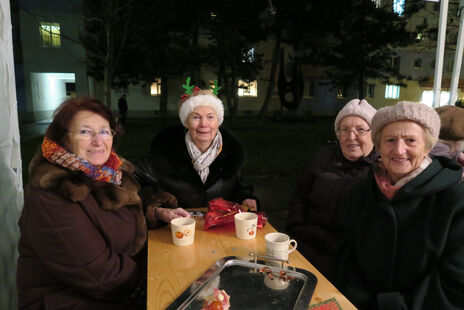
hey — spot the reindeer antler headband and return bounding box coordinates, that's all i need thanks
[178,77,224,127]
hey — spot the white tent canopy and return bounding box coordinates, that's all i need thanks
[0,0,23,309]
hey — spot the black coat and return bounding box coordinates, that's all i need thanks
[286,145,377,282]
[337,157,464,310]
[135,124,256,209]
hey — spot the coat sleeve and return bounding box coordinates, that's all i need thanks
[21,189,139,301]
[231,173,261,209]
[375,207,464,310]
[286,147,330,234]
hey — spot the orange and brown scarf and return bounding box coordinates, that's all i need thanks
[41,136,122,185]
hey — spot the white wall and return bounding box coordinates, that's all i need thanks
[0,0,23,309]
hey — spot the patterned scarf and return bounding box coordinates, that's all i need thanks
[41,136,122,185]
[185,131,223,183]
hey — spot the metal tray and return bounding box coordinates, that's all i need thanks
[167,255,318,310]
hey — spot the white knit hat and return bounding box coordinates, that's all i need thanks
[178,92,224,127]
[334,99,377,137]
[371,101,441,146]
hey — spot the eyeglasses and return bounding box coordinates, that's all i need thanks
[337,127,371,137]
[69,128,116,140]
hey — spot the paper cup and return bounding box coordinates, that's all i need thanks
[234,212,258,240]
[265,232,297,260]
[171,217,196,246]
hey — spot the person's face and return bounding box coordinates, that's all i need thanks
[379,121,431,183]
[338,116,373,161]
[187,106,219,150]
[66,110,113,167]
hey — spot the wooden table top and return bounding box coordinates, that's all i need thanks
[147,217,356,310]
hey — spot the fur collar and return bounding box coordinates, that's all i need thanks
[28,149,147,254]
[150,124,245,182]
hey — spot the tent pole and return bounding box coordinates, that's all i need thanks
[433,0,449,107]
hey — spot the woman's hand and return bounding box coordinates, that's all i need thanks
[457,152,464,167]
[155,207,191,223]
[242,199,258,211]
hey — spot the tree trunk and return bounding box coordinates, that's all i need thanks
[225,76,235,125]
[104,19,113,109]
[358,75,365,99]
[159,74,169,119]
[259,33,281,118]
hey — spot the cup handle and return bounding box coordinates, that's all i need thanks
[288,239,297,253]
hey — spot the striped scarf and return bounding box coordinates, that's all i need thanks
[41,136,122,185]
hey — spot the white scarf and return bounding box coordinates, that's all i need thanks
[185,131,223,183]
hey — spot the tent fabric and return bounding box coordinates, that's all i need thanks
[0,0,23,309]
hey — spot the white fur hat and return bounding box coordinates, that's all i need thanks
[178,92,224,127]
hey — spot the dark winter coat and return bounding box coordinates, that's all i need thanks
[135,124,257,209]
[17,150,147,310]
[337,156,464,310]
[286,145,377,282]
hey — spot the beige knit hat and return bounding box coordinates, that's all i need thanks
[435,106,464,140]
[334,99,377,137]
[371,101,441,146]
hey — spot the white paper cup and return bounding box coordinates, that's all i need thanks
[265,232,297,260]
[234,212,258,240]
[171,217,196,246]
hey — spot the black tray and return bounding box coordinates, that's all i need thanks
[166,256,318,310]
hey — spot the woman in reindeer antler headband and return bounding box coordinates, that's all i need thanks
[134,77,259,219]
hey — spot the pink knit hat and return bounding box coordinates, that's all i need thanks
[371,101,441,146]
[334,99,377,137]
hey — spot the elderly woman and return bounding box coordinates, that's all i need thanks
[337,101,464,309]
[286,99,377,281]
[17,97,188,310]
[136,84,258,213]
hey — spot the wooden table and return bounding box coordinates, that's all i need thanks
[147,218,356,310]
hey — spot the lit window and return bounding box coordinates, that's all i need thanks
[150,78,161,96]
[385,85,400,99]
[238,80,257,97]
[393,0,404,15]
[40,22,61,47]
[416,32,423,40]
[304,80,315,98]
[421,90,450,107]
[243,48,255,63]
[372,0,381,8]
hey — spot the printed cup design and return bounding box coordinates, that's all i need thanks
[265,232,297,261]
[234,212,258,240]
[171,217,196,246]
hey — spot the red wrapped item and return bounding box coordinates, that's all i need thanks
[204,198,267,230]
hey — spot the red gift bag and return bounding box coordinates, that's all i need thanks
[204,198,267,230]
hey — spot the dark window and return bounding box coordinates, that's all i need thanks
[414,58,422,68]
[392,56,400,72]
[368,84,375,98]
[337,87,348,98]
